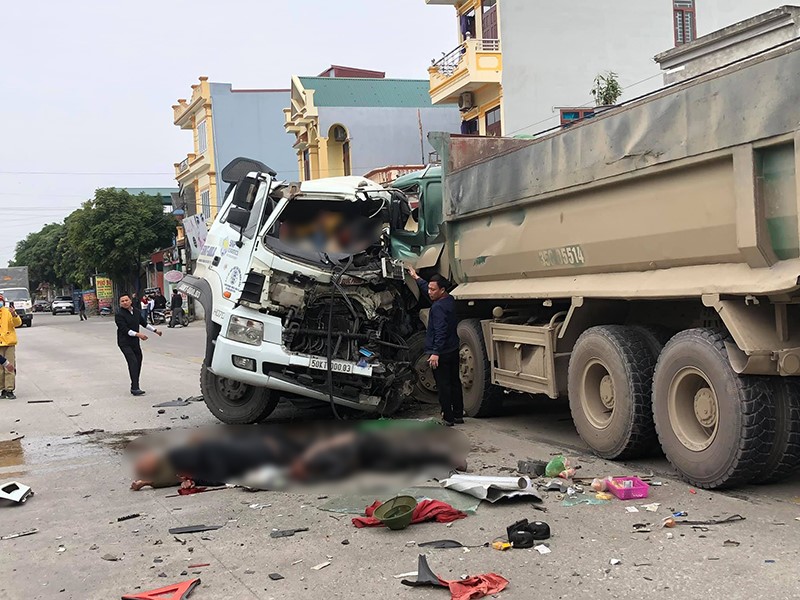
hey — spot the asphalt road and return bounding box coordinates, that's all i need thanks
[1,314,799,599]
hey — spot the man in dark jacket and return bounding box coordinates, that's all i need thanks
[168,289,184,328]
[115,293,162,396]
[408,266,463,426]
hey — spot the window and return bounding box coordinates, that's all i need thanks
[460,9,476,41]
[674,0,696,45]
[560,108,596,127]
[485,106,502,137]
[303,149,311,181]
[461,117,479,135]
[197,119,208,154]
[757,144,798,259]
[200,189,211,219]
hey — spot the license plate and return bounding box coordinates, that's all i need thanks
[309,358,372,376]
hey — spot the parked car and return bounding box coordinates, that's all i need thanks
[33,300,51,312]
[51,296,75,315]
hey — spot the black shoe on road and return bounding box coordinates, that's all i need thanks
[0,390,5,399]
[453,418,464,424]
[130,389,146,396]
[5,391,16,400]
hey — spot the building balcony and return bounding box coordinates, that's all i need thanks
[428,38,502,105]
[173,153,209,180]
[172,77,210,128]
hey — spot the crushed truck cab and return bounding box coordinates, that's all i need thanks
[180,158,415,424]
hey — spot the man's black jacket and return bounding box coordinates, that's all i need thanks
[115,307,148,347]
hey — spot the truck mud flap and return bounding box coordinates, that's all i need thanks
[177,275,218,366]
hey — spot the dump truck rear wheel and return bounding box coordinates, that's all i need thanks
[568,325,656,460]
[200,364,278,424]
[457,319,503,417]
[762,377,800,483]
[407,331,439,405]
[652,329,774,488]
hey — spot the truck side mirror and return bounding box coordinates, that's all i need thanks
[232,176,259,210]
[227,207,250,229]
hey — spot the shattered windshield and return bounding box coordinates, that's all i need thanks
[268,195,388,256]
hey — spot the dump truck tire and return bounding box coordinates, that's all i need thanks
[407,331,439,405]
[568,325,656,460]
[652,329,774,489]
[457,319,503,417]
[762,377,800,483]
[200,364,278,424]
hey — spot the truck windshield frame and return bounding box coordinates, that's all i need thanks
[0,288,31,302]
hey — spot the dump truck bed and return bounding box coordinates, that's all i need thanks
[435,41,800,301]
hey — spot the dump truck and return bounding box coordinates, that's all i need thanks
[398,41,800,489]
[0,267,33,327]
[178,158,417,424]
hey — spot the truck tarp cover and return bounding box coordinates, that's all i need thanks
[441,42,800,219]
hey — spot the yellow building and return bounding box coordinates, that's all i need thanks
[173,77,218,220]
[426,0,503,136]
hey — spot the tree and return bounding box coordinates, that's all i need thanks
[11,223,64,290]
[54,223,91,289]
[591,71,623,106]
[65,189,176,288]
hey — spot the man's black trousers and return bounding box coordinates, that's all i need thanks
[432,349,464,423]
[119,343,143,390]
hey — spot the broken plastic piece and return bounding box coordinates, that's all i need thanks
[311,561,331,571]
[118,513,141,522]
[270,527,309,539]
[418,540,464,549]
[168,525,222,535]
[268,573,284,581]
[0,481,34,505]
[152,400,190,407]
[0,528,38,540]
[401,555,447,588]
[121,578,200,600]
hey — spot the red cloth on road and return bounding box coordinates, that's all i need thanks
[177,486,207,495]
[445,574,509,600]
[352,499,467,528]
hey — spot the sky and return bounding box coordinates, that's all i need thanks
[0,0,456,267]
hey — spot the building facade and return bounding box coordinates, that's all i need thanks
[427,0,787,137]
[425,0,503,136]
[172,77,296,221]
[284,74,460,180]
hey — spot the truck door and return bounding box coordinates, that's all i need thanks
[202,174,275,304]
[391,182,429,261]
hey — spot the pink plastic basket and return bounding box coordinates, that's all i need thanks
[607,476,649,500]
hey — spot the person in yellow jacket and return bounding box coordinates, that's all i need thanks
[0,292,22,399]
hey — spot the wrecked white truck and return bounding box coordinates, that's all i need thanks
[178,158,417,424]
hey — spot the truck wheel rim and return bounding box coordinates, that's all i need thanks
[581,359,614,429]
[668,367,719,452]
[414,355,437,392]
[216,377,250,403]
[459,344,475,389]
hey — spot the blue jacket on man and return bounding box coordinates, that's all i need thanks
[417,278,459,355]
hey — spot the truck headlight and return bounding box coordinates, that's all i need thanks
[227,316,264,346]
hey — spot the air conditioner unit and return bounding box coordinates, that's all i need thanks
[332,126,348,142]
[458,92,475,112]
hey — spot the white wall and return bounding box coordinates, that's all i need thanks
[500,0,675,136]
[499,1,792,136]
[696,1,791,35]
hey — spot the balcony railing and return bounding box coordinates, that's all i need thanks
[431,38,501,77]
[178,158,190,173]
[428,38,502,105]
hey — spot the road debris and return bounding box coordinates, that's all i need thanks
[418,540,464,549]
[516,459,547,477]
[534,544,551,555]
[168,525,223,535]
[609,559,622,566]
[0,528,38,540]
[439,474,542,503]
[642,503,660,513]
[270,527,309,538]
[625,507,640,513]
[400,554,508,598]
[291,559,304,565]
[0,481,34,505]
[353,499,466,529]
[187,563,210,569]
[57,545,66,553]
[268,573,284,580]
[312,561,331,570]
[101,553,120,561]
[121,578,200,600]
[117,513,141,522]
[607,477,649,500]
[723,539,741,547]
[152,399,190,408]
[26,399,53,403]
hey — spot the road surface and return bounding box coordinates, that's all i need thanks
[1,314,799,599]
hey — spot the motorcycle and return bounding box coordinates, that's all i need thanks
[165,308,189,328]
[151,309,167,325]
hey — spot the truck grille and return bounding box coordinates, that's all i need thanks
[240,271,266,305]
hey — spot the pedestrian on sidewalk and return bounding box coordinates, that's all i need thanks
[407,266,463,426]
[78,295,87,321]
[168,289,184,328]
[116,292,162,396]
[0,293,22,399]
[139,295,150,324]
[147,295,155,324]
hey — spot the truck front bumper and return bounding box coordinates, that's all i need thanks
[209,335,384,411]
